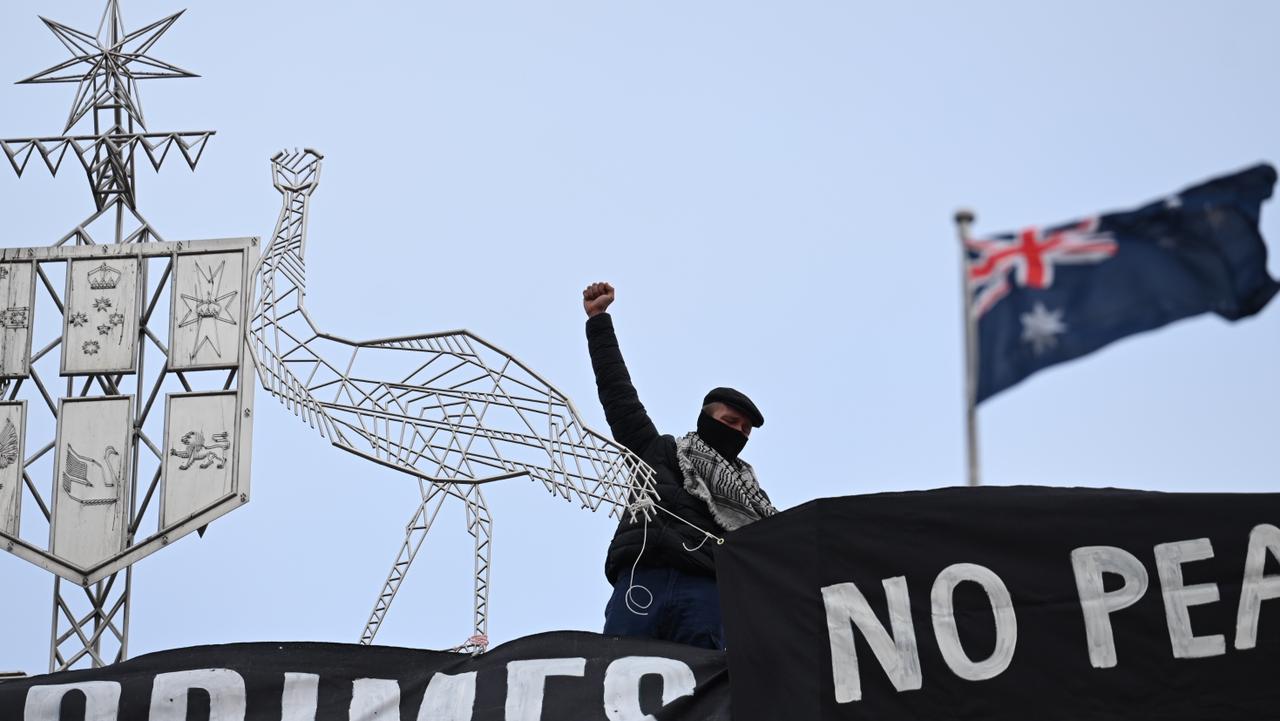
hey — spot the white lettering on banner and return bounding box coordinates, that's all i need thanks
[1071,546,1149,669]
[821,577,922,703]
[13,656,708,721]
[1154,539,1226,659]
[416,672,477,721]
[149,669,247,721]
[1236,524,1280,650]
[350,679,400,721]
[24,681,121,721]
[929,563,1018,681]
[504,657,586,721]
[280,673,318,721]
[602,656,697,721]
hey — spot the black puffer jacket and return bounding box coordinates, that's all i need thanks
[586,313,723,584]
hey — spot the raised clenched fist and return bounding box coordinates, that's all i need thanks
[582,282,615,318]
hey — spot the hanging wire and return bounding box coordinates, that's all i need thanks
[622,497,726,616]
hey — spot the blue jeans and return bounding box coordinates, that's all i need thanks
[603,567,724,650]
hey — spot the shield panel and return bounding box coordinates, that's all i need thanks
[160,390,240,530]
[50,396,132,571]
[168,250,247,371]
[0,261,35,378]
[0,401,25,537]
[62,258,141,376]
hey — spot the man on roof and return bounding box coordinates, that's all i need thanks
[582,281,777,650]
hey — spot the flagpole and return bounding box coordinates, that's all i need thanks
[954,209,981,487]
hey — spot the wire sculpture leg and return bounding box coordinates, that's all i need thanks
[359,481,450,645]
[461,485,492,652]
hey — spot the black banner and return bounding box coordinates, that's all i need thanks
[716,486,1280,721]
[0,631,728,720]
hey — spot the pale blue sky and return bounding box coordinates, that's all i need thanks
[1,1,1277,672]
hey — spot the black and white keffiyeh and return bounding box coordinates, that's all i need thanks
[676,432,777,531]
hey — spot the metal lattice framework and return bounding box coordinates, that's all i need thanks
[250,149,658,651]
[1,2,255,673]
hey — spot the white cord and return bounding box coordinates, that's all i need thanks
[624,511,653,616]
[682,533,710,552]
[620,496,726,616]
[627,495,725,547]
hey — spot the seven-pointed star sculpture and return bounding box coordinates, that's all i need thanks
[17,0,197,133]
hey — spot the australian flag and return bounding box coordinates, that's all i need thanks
[970,163,1278,403]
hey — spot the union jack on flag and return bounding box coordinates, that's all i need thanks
[966,219,1118,317]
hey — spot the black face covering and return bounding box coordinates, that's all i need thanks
[697,410,748,461]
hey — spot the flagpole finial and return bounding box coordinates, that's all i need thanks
[954,208,976,227]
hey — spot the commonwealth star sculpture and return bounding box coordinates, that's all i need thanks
[3,0,212,236]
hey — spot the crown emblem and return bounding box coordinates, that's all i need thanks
[87,263,122,290]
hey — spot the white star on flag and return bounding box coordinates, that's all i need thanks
[1020,302,1067,355]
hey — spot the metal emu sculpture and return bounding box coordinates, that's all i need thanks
[249,149,658,651]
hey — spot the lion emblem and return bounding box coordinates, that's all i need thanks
[170,430,231,470]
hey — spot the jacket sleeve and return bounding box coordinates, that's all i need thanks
[585,313,661,456]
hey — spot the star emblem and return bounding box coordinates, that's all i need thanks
[178,260,238,361]
[1020,302,1068,355]
[17,0,197,133]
